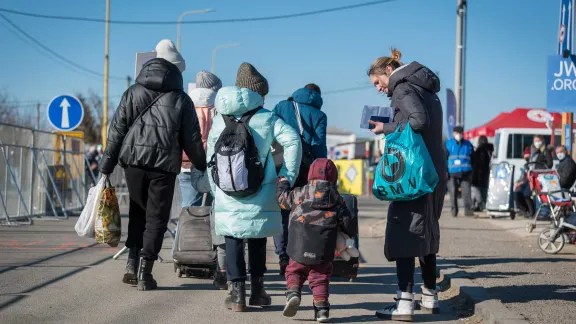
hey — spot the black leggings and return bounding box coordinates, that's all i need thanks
[396,254,437,293]
[514,192,535,216]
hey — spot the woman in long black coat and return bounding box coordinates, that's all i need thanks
[471,136,493,211]
[367,48,447,321]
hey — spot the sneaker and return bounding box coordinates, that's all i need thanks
[375,291,414,322]
[282,287,302,318]
[418,285,440,314]
[313,300,330,323]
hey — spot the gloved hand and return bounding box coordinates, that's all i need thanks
[335,231,359,261]
[189,168,211,193]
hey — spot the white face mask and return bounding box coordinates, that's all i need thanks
[454,134,463,141]
[534,141,543,149]
[557,152,566,160]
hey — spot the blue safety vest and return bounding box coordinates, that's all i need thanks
[446,138,473,174]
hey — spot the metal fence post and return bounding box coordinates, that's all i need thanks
[61,146,83,209]
[0,142,31,221]
[0,182,11,224]
[31,148,60,218]
[17,146,24,217]
[30,133,36,216]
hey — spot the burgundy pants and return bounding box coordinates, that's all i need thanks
[285,258,333,301]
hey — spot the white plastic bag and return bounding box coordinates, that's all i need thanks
[75,176,106,237]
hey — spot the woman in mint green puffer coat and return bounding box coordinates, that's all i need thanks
[207,86,302,239]
[207,63,300,311]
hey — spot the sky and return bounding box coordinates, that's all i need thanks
[0,0,561,137]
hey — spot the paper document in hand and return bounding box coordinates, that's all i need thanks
[360,105,395,129]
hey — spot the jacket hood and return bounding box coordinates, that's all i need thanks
[387,61,440,97]
[189,88,217,107]
[307,180,341,209]
[215,86,263,115]
[292,87,323,109]
[136,58,183,92]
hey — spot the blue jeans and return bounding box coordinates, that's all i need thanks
[178,171,204,207]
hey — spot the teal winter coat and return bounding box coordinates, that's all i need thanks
[207,86,302,239]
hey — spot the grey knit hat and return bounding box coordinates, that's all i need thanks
[196,70,222,91]
[235,62,269,97]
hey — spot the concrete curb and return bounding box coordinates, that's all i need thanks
[438,267,530,324]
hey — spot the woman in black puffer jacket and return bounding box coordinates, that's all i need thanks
[100,40,206,291]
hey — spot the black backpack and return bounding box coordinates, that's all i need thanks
[208,108,266,198]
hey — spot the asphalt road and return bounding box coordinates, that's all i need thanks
[0,196,464,324]
[437,211,576,324]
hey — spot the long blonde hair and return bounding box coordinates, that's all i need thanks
[367,48,403,76]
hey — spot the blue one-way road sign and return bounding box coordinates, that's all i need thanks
[47,95,84,131]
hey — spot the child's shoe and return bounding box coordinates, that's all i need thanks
[313,300,330,323]
[282,287,302,317]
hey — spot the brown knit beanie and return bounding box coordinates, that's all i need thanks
[235,62,269,97]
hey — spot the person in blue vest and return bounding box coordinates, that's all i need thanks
[445,126,474,217]
[272,84,328,275]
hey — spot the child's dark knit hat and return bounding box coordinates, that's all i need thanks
[307,158,338,185]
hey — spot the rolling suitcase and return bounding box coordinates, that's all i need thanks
[332,193,360,281]
[173,194,217,278]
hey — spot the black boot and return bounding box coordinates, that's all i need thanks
[225,281,246,312]
[137,257,157,291]
[282,287,302,317]
[314,300,330,323]
[122,247,139,285]
[213,271,228,290]
[249,276,272,306]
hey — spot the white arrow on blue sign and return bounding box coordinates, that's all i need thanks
[559,0,576,55]
[47,95,84,131]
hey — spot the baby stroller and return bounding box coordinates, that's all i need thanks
[524,166,575,233]
[537,212,576,254]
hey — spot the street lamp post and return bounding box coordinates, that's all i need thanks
[102,0,110,148]
[212,44,240,74]
[177,9,215,51]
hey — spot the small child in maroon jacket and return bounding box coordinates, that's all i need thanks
[276,158,358,323]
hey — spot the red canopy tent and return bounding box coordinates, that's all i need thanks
[464,108,565,139]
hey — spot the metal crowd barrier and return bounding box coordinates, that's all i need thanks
[0,141,89,225]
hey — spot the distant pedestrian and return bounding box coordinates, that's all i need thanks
[206,62,301,312]
[514,147,536,218]
[183,70,227,290]
[100,39,206,291]
[446,126,475,217]
[471,136,493,211]
[276,158,358,323]
[366,48,446,321]
[529,135,553,169]
[555,145,576,189]
[86,145,100,185]
[273,83,328,275]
